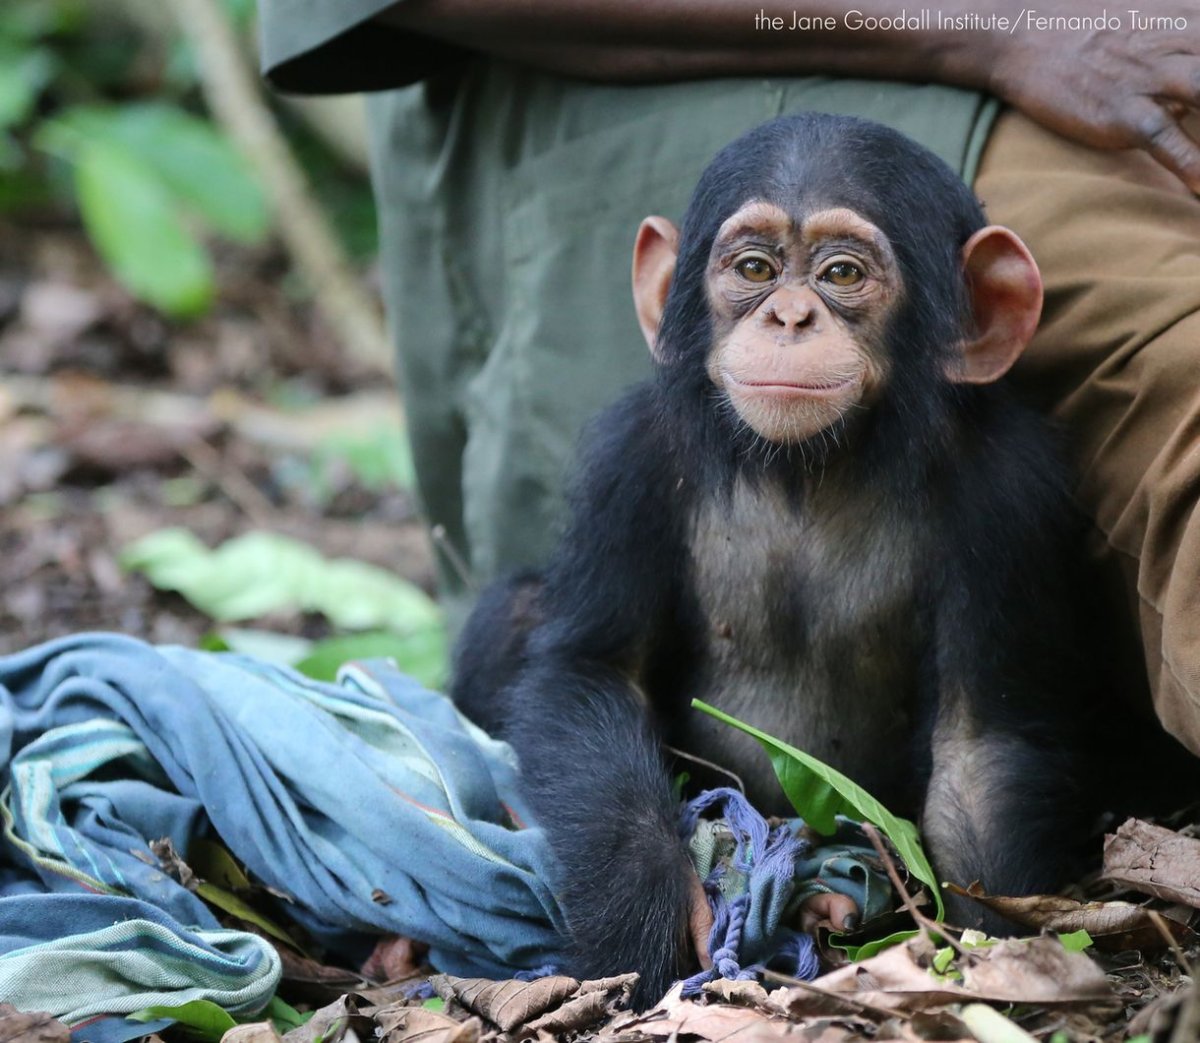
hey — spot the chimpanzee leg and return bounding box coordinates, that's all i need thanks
[921,707,1085,932]
[450,571,542,733]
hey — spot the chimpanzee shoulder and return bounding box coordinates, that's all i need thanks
[534,380,694,661]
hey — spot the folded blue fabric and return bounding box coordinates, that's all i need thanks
[0,633,566,1036]
[0,633,890,1040]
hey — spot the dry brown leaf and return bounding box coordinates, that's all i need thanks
[276,945,367,1006]
[1126,981,1199,1040]
[222,1024,282,1043]
[789,1023,870,1042]
[772,935,1111,1018]
[959,937,1112,1003]
[898,1009,973,1041]
[772,944,967,1017]
[613,983,798,1041]
[703,979,772,1006]
[943,882,1194,951]
[428,976,579,1032]
[523,990,611,1036]
[0,1004,70,1043]
[1104,818,1200,908]
[282,995,372,1043]
[375,1006,482,1043]
[361,935,430,982]
[355,977,432,1008]
[19,281,104,348]
[577,973,639,999]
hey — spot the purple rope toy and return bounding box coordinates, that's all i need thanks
[678,788,821,997]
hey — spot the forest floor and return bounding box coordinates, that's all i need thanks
[1,213,1196,1043]
[0,211,434,655]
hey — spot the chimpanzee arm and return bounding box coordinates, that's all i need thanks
[471,384,699,1002]
[922,410,1094,930]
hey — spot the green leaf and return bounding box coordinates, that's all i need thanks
[959,1004,1038,1043]
[932,945,955,974]
[129,1000,235,1041]
[423,997,446,1012]
[692,699,944,919]
[74,139,212,316]
[297,629,448,690]
[838,928,919,961]
[265,995,311,1032]
[313,428,417,495]
[198,632,232,653]
[216,627,314,667]
[0,45,54,130]
[46,104,268,242]
[121,528,443,633]
[195,880,305,951]
[1056,929,1093,952]
[187,836,252,892]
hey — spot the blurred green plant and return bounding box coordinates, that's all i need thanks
[121,528,449,689]
[0,0,269,316]
[39,103,270,315]
[309,426,417,502]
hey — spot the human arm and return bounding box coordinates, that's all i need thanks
[377,0,1200,191]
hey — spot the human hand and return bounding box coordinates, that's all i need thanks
[983,5,1200,191]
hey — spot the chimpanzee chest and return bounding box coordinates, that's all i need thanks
[677,480,926,814]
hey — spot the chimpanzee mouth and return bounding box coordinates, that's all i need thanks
[725,373,857,395]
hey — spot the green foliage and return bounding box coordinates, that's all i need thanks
[311,427,417,500]
[194,879,304,950]
[1056,929,1093,952]
[122,528,449,688]
[1,0,269,317]
[121,529,441,631]
[37,104,268,315]
[0,44,54,133]
[49,104,270,241]
[129,999,236,1040]
[960,1004,1038,1043]
[129,995,313,1039]
[692,700,941,911]
[693,698,944,959]
[298,629,447,690]
[72,136,214,315]
[264,995,312,1033]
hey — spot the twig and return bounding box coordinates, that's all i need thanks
[1148,909,1194,977]
[179,438,275,526]
[860,822,967,957]
[760,968,909,1021]
[662,745,746,793]
[429,524,476,592]
[1168,983,1200,1043]
[169,0,391,373]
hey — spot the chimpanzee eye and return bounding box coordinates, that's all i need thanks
[734,256,775,283]
[821,261,864,286]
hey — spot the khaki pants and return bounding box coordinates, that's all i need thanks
[979,111,1200,756]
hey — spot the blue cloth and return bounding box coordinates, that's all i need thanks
[680,789,891,997]
[0,633,566,1035]
[0,633,890,1037]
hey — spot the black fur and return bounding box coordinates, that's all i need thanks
[451,114,1125,1005]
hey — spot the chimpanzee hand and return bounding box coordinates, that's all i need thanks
[981,3,1200,191]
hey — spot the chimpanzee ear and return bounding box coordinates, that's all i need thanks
[632,216,679,362]
[948,225,1043,385]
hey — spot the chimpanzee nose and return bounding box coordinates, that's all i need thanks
[763,290,817,332]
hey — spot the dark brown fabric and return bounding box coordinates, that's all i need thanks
[979,110,1200,755]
